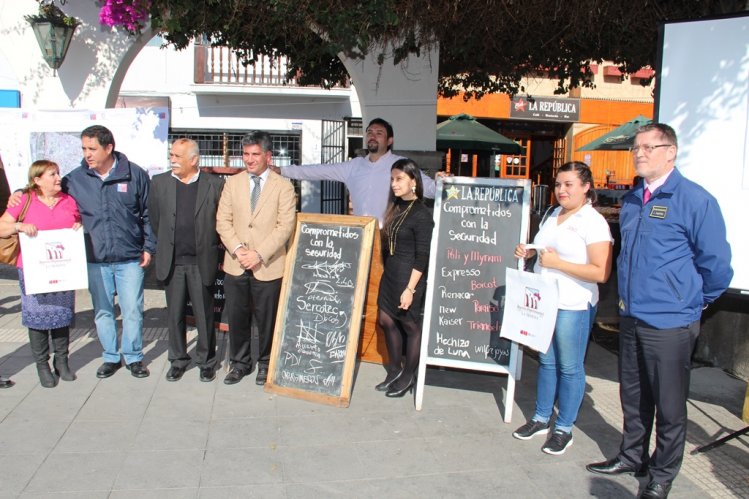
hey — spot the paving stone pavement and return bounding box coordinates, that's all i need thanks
[0,267,747,498]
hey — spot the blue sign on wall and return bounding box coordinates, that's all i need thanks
[0,90,21,108]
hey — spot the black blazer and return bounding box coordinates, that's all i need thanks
[148,171,224,286]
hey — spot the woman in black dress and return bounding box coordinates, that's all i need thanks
[376,158,434,397]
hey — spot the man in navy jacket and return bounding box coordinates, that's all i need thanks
[587,123,733,498]
[63,125,156,379]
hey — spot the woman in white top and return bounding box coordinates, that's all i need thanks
[512,161,613,455]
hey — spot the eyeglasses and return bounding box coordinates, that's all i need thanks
[629,144,672,155]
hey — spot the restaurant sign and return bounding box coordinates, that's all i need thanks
[510,96,580,122]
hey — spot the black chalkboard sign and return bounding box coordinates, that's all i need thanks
[416,177,531,422]
[265,214,376,407]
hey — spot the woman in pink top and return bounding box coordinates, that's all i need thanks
[0,160,81,388]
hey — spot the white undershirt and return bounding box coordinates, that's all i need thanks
[532,203,613,310]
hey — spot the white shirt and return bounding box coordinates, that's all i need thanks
[643,167,674,194]
[280,151,436,225]
[248,168,270,197]
[171,170,200,184]
[94,157,117,181]
[532,203,613,310]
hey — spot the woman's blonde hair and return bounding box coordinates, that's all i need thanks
[26,160,60,194]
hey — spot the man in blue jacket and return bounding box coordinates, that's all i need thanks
[64,125,157,379]
[586,123,733,498]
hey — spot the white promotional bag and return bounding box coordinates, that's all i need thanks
[500,267,559,353]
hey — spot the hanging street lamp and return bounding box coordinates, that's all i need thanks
[25,1,80,74]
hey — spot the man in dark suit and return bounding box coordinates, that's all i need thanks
[149,138,224,382]
[216,131,295,385]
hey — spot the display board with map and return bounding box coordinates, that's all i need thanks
[0,108,170,191]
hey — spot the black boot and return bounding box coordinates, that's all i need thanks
[51,327,76,381]
[28,329,57,388]
[36,364,57,388]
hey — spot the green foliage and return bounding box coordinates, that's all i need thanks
[26,1,80,28]
[143,0,747,98]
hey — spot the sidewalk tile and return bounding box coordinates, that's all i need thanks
[24,451,126,493]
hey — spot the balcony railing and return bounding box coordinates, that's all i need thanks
[193,44,349,88]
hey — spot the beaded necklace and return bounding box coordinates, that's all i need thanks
[387,199,416,256]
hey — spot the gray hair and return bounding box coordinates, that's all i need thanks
[240,131,273,153]
[172,138,200,161]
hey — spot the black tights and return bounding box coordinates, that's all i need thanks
[378,310,421,388]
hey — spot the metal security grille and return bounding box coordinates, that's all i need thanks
[320,120,347,215]
[168,130,301,169]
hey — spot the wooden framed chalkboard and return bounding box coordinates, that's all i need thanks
[416,177,531,422]
[264,213,376,407]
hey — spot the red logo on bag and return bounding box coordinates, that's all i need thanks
[45,242,65,261]
[523,286,542,310]
[520,330,529,336]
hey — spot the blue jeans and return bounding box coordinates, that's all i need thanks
[87,260,145,364]
[533,304,596,433]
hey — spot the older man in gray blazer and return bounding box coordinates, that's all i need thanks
[149,138,224,382]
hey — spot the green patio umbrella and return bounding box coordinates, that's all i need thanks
[577,115,652,151]
[437,114,521,154]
